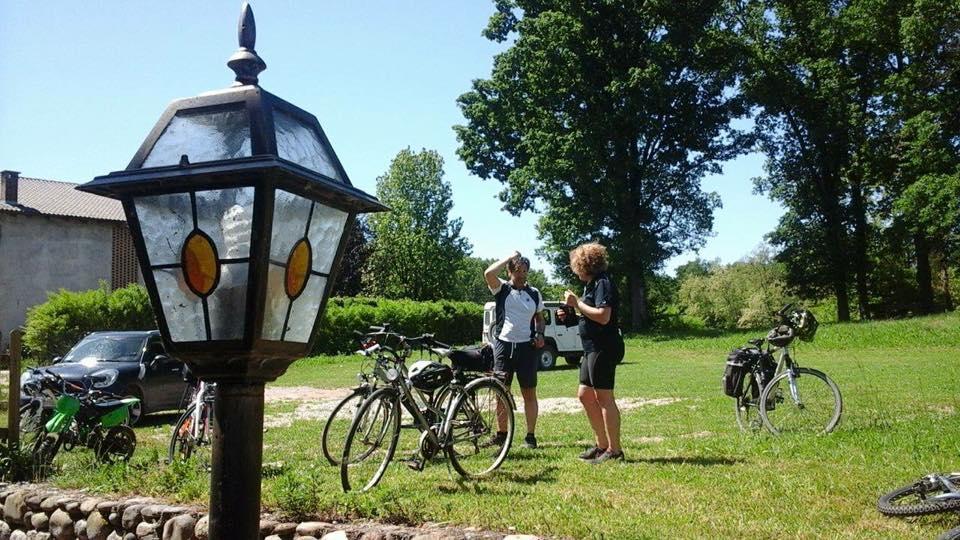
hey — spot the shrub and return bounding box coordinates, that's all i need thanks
[678,253,794,330]
[312,297,483,355]
[22,283,155,362]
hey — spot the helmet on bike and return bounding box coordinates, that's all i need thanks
[789,309,819,342]
[766,325,795,348]
[408,360,453,392]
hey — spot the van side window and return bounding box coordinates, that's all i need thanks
[541,309,551,325]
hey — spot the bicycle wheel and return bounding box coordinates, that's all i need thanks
[19,402,49,450]
[340,387,400,492]
[759,367,842,435]
[168,403,214,467]
[322,388,368,466]
[734,372,762,433]
[445,378,514,479]
[878,474,960,516]
[96,426,136,463]
[32,432,61,478]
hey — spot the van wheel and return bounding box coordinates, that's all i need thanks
[537,346,557,370]
[564,355,582,367]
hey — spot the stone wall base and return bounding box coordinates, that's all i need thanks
[0,484,542,540]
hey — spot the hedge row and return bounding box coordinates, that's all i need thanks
[22,285,484,360]
[22,283,155,361]
[312,297,484,355]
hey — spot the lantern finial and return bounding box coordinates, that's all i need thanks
[227,2,267,86]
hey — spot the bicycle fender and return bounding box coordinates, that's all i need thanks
[44,411,73,433]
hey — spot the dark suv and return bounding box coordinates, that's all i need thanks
[21,330,188,424]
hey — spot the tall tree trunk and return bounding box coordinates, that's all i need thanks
[822,193,851,322]
[627,269,650,331]
[942,259,954,311]
[914,233,934,314]
[850,175,870,320]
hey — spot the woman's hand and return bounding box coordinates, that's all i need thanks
[564,290,578,307]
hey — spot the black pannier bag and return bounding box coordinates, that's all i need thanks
[448,344,494,372]
[722,348,764,398]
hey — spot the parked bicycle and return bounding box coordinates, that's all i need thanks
[322,325,406,466]
[723,304,843,435]
[321,325,467,466]
[168,379,216,466]
[32,373,139,474]
[339,331,514,492]
[878,472,960,540]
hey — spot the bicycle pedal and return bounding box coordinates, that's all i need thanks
[405,458,424,471]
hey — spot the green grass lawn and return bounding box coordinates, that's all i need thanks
[46,311,960,539]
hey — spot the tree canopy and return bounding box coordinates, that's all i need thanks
[363,149,472,301]
[456,0,749,329]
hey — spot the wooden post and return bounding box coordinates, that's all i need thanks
[8,329,21,447]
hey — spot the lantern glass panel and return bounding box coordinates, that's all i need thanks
[284,276,327,342]
[206,262,249,340]
[261,191,347,343]
[262,264,288,341]
[308,204,348,275]
[274,110,342,182]
[195,187,255,259]
[136,187,255,343]
[142,107,251,168]
[154,268,205,342]
[136,193,193,266]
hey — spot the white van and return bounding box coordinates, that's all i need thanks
[482,300,583,370]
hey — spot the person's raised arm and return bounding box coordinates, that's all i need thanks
[484,251,520,292]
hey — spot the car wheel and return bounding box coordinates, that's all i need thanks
[537,345,557,370]
[124,387,144,426]
[564,355,582,367]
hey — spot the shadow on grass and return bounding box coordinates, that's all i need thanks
[630,455,743,467]
[438,465,560,494]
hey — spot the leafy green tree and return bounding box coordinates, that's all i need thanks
[735,0,894,321]
[364,149,472,301]
[878,1,960,312]
[456,0,748,329]
[678,250,792,329]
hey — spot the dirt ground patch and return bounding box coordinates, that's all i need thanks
[263,386,683,428]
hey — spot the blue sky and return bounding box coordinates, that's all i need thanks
[0,1,782,279]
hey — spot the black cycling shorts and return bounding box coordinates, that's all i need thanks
[492,339,537,389]
[579,349,617,390]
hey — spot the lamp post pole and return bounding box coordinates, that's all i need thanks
[209,382,265,540]
[76,5,387,539]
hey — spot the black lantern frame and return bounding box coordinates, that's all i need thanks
[80,86,385,382]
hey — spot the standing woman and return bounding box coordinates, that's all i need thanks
[563,242,625,463]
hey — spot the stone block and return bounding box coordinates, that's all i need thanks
[4,491,28,526]
[47,509,73,540]
[84,510,112,540]
[271,523,296,540]
[192,516,207,540]
[161,514,195,540]
[29,513,48,532]
[296,523,331,538]
[120,507,143,532]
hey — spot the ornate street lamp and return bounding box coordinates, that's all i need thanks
[78,4,386,539]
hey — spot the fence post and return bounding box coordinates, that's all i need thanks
[6,329,22,447]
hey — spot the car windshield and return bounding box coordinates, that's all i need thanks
[62,335,145,363]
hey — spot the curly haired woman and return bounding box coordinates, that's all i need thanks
[562,242,625,463]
